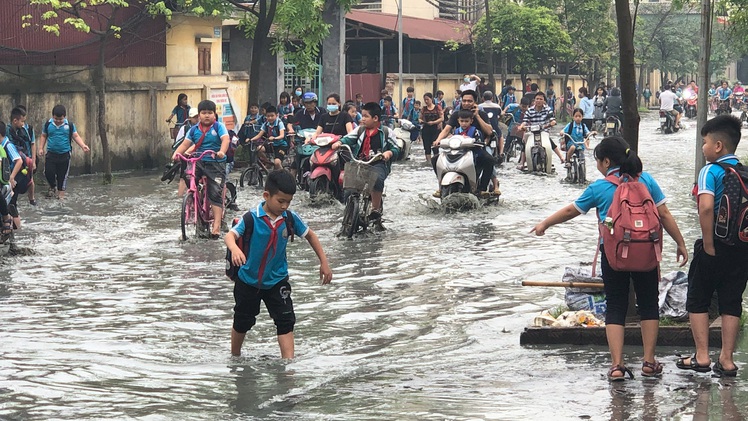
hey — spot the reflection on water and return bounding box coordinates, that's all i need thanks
[1,115,747,420]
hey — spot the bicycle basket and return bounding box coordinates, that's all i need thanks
[343,161,379,193]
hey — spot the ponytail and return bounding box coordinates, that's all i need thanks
[593,136,643,178]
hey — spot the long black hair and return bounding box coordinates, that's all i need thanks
[593,136,643,178]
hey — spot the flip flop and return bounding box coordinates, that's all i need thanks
[712,361,738,378]
[641,360,663,378]
[675,354,711,373]
[607,365,634,382]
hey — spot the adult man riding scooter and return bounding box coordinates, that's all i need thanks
[659,84,682,130]
[432,90,496,197]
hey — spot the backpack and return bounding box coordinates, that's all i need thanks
[714,162,748,249]
[0,141,11,185]
[598,174,663,273]
[225,211,295,282]
[45,120,74,148]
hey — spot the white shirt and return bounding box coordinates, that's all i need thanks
[659,90,678,111]
[459,81,478,92]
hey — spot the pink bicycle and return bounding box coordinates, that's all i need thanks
[176,150,223,240]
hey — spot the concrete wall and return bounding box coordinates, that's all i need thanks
[381,0,438,19]
[166,15,223,77]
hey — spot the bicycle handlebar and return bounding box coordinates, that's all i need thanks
[339,144,384,165]
[176,149,216,162]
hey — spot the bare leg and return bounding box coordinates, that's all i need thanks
[231,328,246,356]
[211,204,222,235]
[278,332,295,359]
[640,319,659,364]
[718,314,741,370]
[177,179,186,197]
[606,324,625,377]
[687,312,712,366]
[274,158,282,170]
[28,180,35,203]
[58,190,65,200]
[566,144,576,163]
[371,191,382,212]
[553,147,565,163]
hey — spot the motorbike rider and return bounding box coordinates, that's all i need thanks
[659,83,681,129]
[717,80,732,112]
[516,91,563,170]
[732,81,745,108]
[432,89,495,197]
[308,93,354,199]
[289,92,326,175]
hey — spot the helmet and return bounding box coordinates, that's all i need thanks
[188,108,198,118]
[302,92,318,103]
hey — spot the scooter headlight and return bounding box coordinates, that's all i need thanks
[449,137,462,150]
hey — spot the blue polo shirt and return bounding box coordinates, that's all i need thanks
[697,154,740,216]
[186,122,228,162]
[562,122,590,149]
[42,118,76,154]
[261,119,286,147]
[231,203,310,289]
[574,167,667,222]
[2,137,22,162]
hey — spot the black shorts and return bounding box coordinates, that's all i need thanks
[265,144,289,158]
[686,239,748,317]
[195,160,226,207]
[370,161,388,192]
[233,278,295,335]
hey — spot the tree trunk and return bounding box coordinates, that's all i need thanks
[248,0,278,105]
[484,0,495,93]
[638,63,646,108]
[695,0,712,181]
[615,0,640,151]
[96,38,112,184]
[501,54,508,86]
[561,61,571,121]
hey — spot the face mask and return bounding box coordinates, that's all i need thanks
[326,105,339,113]
[295,90,302,96]
[464,78,470,83]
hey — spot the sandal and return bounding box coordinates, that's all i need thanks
[712,361,738,378]
[1,217,12,235]
[607,365,634,382]
[675,354,711,373]
[641,360,663,378]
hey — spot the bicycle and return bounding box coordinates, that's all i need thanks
[239,139,271,188]
[561,133,593,184]
[176,150,222,241]
[339,145,383,239]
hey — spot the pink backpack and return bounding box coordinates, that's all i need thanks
[595,174,663,274]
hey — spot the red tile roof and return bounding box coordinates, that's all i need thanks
[346,10,471,44]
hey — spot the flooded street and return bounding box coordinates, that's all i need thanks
[2,113,747,420]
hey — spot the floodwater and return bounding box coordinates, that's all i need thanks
[1,114,747,420]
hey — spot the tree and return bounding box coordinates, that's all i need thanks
[475,0,571,89]
[614,0,639,150]
[191,0,358,104]
[23,0,172,184]
[526,0,615,118]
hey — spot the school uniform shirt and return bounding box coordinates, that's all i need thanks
[42,118,76,154]
[231,203,309,289]
[401,97,416,120]
[574,167,667,222]
[697,154,741,216]
[261,119,286,147]
[562,122,590,149]
[172,105,191,124]
[186,122,228,162]
[1,136,22,163]
[453,126,483,144]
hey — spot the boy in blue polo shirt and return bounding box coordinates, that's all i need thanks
[172,99,230,239]
[225,170,332,358]
[677,115,748,378]
[37,105,90,200]
[0,122,23,232]
[249,106,286,170]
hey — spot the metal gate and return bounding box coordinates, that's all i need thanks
[283,59,322,98]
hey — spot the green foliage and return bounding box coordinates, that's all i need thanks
[270,0,330,77]
[475,0,571,75]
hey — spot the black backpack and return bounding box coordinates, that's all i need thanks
[225,211,295,282]
[714,162,748,249]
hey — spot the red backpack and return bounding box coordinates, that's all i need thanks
[596,174,663,273]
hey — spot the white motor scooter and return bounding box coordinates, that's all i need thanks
[393,119,413,161]
[523,124,554,174]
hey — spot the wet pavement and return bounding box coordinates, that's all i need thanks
[1,113,747,420]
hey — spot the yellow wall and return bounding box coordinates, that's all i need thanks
[166,15,223,77]
[382,0,438,19]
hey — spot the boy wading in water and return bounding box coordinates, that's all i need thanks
[225,170,332,358]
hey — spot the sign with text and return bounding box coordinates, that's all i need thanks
[209,89,236,131]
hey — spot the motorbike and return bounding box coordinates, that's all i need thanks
[294,128,318,190]
[684,97,697,119]
[659,110,679,134]
[733,92,748,123]
[523,124,554,174]
[308,134,343,201]
[604,115,622,137]
[393,119,413,161]
[716,99,732,116]
[435,135,490,206]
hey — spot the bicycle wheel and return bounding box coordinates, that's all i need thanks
[181,192,195,241]
[361,195,372,230]
[342,195,359,239]
[578,161,586,184]
[195,188,211,238]
[240,167,258,187]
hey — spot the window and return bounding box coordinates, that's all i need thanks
[198,45,211,75]
[353,0,381,12]
[222,41,230,72]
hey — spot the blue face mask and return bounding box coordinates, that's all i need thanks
[464,77,470,83]
[295,90,302,97]
[326,105,339,113]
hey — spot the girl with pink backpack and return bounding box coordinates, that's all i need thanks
[531,136,689,382]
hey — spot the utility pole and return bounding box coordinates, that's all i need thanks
[695,0,712,182]
[398,0,403,105]
[485,0,495,93]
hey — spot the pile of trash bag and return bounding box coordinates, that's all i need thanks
[533,309,605,327]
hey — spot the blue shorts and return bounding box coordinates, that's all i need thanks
[566,141,585,151]
[370,161,388,192]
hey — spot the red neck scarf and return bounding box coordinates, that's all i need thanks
[361,124,380,158]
